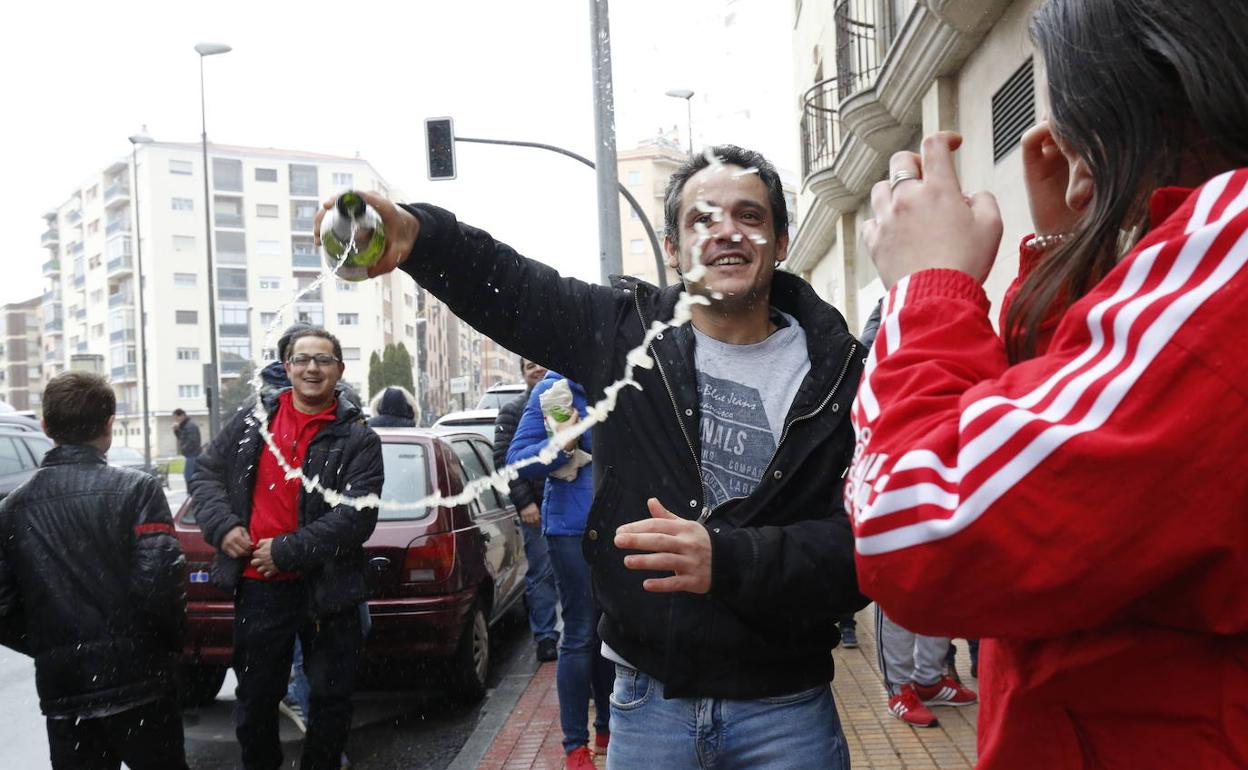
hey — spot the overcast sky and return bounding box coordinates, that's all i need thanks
[0,0,797,308]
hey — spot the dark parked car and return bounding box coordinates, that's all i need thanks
[173,428,527,705]
[0,429,53,502]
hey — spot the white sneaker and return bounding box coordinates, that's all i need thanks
[278,698,307,734]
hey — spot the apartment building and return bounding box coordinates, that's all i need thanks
[0,296,43,413]
[40,140,421,454]
[790,0,1038,332]
[618,138,686,287]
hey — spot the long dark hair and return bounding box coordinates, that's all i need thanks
[1008,0,1248,361]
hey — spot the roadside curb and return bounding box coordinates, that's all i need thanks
[446,639,542,770]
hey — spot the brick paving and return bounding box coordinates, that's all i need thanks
[477,606,977,769]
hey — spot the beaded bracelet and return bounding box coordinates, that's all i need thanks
[1025,232,1073,251]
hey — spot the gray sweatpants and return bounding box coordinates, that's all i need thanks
[875,605,950,695]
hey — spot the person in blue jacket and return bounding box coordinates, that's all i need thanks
[507,372,612,767]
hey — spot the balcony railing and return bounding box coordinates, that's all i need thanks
[834,0,886,101]
[72,307,86,320]
[66,210,82,225]
[219,323,250,337]
[42,290,62,304]
[292,252,321,269]
[105,219,131,236]
[104,181,130,205]
[67,242,84,256]
[110,329,135,343]
[72,274,85,289]
[800,77,845,179]
[41,229,59,245]
[214,212,244,228]
[218,287,248,301]
[45,318,63,333]
[108,292,133,308]
[107,254,133,276]
[42,259,61,274]
[111,364,137,380]
[291,217,315,232]
[115,401,133,415]
[44,348,63,363]
[74,341,88,353]
[222,359,248,375]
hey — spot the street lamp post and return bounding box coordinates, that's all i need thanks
[665,89,695,156]
[128,126,155,472]
[194,41,231,437]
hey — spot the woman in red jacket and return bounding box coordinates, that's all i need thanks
[848,0,1248,767]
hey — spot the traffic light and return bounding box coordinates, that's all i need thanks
[425,117,456,180]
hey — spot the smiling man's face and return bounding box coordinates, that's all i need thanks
[665,165,788,308]
[284,335,343,408]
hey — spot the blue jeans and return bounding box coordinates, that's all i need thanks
[546,534,612,753]
[606,666,850,770]
[521,521,559,643]
[183,454,198,487]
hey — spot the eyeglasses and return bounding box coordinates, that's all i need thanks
[288,353,340,368]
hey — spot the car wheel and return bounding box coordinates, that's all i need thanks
[179,663,227,708]
[449,601,490,702]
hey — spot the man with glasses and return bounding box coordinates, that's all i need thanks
[191,327,383,770]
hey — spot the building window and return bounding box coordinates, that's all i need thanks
[342,347,361,361]
[256,239,283,257]
[174,272,197,288]
[256,203,279,218]
[85,185,99,201]
[169,159,193,175]
[215,231,246,263]
[260,312,278,327]
[175,310,198,324]
[171,197,194,211]
[178,384,202,399]
[87,220,99,235]
[331,172,354,187]
[337,313,359,326]
[214,196,244,228]
[176,348,200,361]
[289,164,319,197]
[173,235,196,252]
[296,307,324,326]
[259,276,282,290]
[92,323,104,338]
[212,157,243,192]
[217,268,248,301]
[630,239,644,254]
[255,167,278,182]
[90,289,103,303]
[290,200,319,231]
[404,294,414,308]
[628,170,642,185]
[404,324,415,337]
[335,280,358,292]
[219,305,249,326]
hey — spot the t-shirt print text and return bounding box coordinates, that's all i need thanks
[698,374,777,508]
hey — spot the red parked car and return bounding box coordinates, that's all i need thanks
[174,428,527,705]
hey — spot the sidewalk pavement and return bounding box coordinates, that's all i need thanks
[474,606,977,769]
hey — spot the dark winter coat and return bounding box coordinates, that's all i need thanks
[174,417,202,457]
[493,389,544,512]
[0,445,187,717]
[368,387,416,428]
[507,372,594,537]
[189,388,383,618]
[398,203,868,699]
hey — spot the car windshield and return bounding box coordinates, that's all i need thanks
[476,391,521,410]
[378,442,432,521]
[108,447,144,464]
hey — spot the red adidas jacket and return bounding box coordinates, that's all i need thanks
[846,169,1248,769]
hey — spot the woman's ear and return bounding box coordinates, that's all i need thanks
[1066,155,1094,212]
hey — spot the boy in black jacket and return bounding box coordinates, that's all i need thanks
[0,371,188,770]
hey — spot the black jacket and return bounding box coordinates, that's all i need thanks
[174,417,202,457]
[493,390,544,511]
[368,387,416,428]
[190,389,384,618]
[399,204,868,698]
[0,445,187,716]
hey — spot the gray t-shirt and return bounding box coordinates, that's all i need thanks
[693,309,810,508]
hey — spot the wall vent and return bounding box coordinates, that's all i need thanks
[992,57,1035,163]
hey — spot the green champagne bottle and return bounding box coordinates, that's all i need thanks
[320,191,386,281]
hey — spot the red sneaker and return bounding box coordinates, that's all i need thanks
[914,675,978,707]
[565,745,596,770]
[592,730,610,756]
[888,684,939,727]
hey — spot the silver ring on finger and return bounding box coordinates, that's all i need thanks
[890,170,920,190]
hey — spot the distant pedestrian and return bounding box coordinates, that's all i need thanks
[0,371,189,770]
[191,327,383,770]
[171,407,202,487]
[493,357,560,663]
[508,372,612,769]
[367,386,418,428]
[876,609,976,728]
